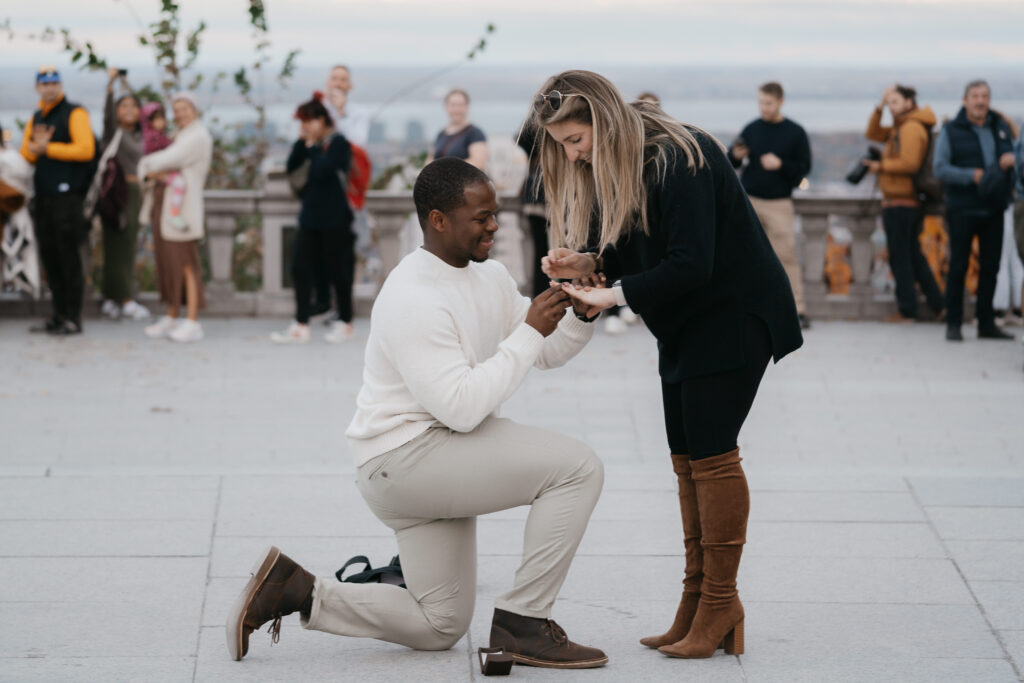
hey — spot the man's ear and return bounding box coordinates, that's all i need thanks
[427,208,448,234]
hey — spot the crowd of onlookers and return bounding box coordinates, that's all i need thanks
[1,65,1023,347]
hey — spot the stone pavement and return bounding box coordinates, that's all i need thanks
[1,316,1023,682]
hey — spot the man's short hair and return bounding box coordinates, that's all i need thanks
[895,84,917,104]
[332,64,350,73]
[759,82,784,99]
[413,158,490,230]
[964,79,990,98]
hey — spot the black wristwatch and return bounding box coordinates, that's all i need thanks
[574,309,599,323]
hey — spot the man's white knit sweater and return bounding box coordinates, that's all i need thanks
[346,247,594,466]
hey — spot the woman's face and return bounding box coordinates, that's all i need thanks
[301,117,329,140]
[544,120,594,165]
[172,100,197,128]
[445,93,469,126]
[117,98,140,127]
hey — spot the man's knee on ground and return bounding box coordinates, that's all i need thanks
[418,606,472,650]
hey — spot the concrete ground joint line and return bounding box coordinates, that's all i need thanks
[192,475,224,683]
[904,476,1023,681]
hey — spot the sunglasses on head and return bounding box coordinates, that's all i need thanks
[534,90,575,112]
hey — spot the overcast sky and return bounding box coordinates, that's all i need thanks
[3,0,1024,70]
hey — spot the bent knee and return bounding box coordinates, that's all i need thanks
[419,607,472,651]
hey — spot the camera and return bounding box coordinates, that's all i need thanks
[117,68,128,77]
[846,146,882,185]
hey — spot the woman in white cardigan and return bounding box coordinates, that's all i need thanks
[138,92,212,343]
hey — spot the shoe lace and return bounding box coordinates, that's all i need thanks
[544,620,568,645]
[266,613,283,644]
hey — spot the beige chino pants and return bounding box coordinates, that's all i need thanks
[749,196,806,314]
[302,417,604,650]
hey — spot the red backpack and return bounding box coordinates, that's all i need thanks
[346,143,371,210]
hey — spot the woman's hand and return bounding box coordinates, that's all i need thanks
[541,248,595,280]
[558,280,616,316]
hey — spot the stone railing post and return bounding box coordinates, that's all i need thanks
[202,189,260,314]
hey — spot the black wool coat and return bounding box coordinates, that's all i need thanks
[603,131,803,382]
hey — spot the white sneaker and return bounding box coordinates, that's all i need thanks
[121,300,151,321]
[619,307,638,325]
[604,314,628,335]
[324,321,354,344]
[144,315,179,339]
[101,299,120,319]
[270,322,311,344]
[169,319,203,343]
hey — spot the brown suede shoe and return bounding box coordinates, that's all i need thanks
[490,608,608,669]
[226,546,315,661]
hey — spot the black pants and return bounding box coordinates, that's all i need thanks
[312,249,332,312]
[661,315,773,460]
[945,209,1004,329]
[32,193,87,325]
[527,214,549,298]
[882,207,943,318]
[293,229,355,325]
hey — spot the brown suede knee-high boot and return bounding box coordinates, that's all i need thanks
[660,448,747,659]
[640,454,703,649]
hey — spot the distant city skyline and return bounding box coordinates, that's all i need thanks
[3,0,1024,70]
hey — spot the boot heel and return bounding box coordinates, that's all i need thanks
[723,619,744,655]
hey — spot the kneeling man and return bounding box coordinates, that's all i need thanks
[228,158,607,668]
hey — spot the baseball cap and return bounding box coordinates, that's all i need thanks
[36,66,61,84]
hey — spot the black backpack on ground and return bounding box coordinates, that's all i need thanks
[335,554,405,588]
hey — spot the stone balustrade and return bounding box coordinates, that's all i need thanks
[3,179,913,320]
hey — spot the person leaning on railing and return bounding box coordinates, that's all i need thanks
[862,84,944,323]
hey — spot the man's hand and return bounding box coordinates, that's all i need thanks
[999,152,1016,171]
[568,273,607,319]
[731,142,749,161]
[973,168,985,184]
[760,152,782,171]
[28,125,54,157]
[881,85,897,109]
[541,247,596,280]
[525,286,572,337]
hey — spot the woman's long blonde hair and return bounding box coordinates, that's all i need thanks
[527,70,713,252]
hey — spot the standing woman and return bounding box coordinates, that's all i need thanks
[138,92,212,343]
[271,92,354,344]
[97,67,150,321]
[535,71,803,659]
[428,89,487,170]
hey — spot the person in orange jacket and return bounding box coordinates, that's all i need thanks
[863,84,944,322]
[20,66,96,335]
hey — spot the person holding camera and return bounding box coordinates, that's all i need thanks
[863,84,944,323]
[729,82,812,330]
[933,80,1017,342]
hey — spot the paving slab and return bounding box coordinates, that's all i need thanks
[971,581,1024,631]
[0,657,196,683]
[927,507,1024,541]
[945,540,1024,581]
[0,519,213,557]
[910,476,1024,507]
